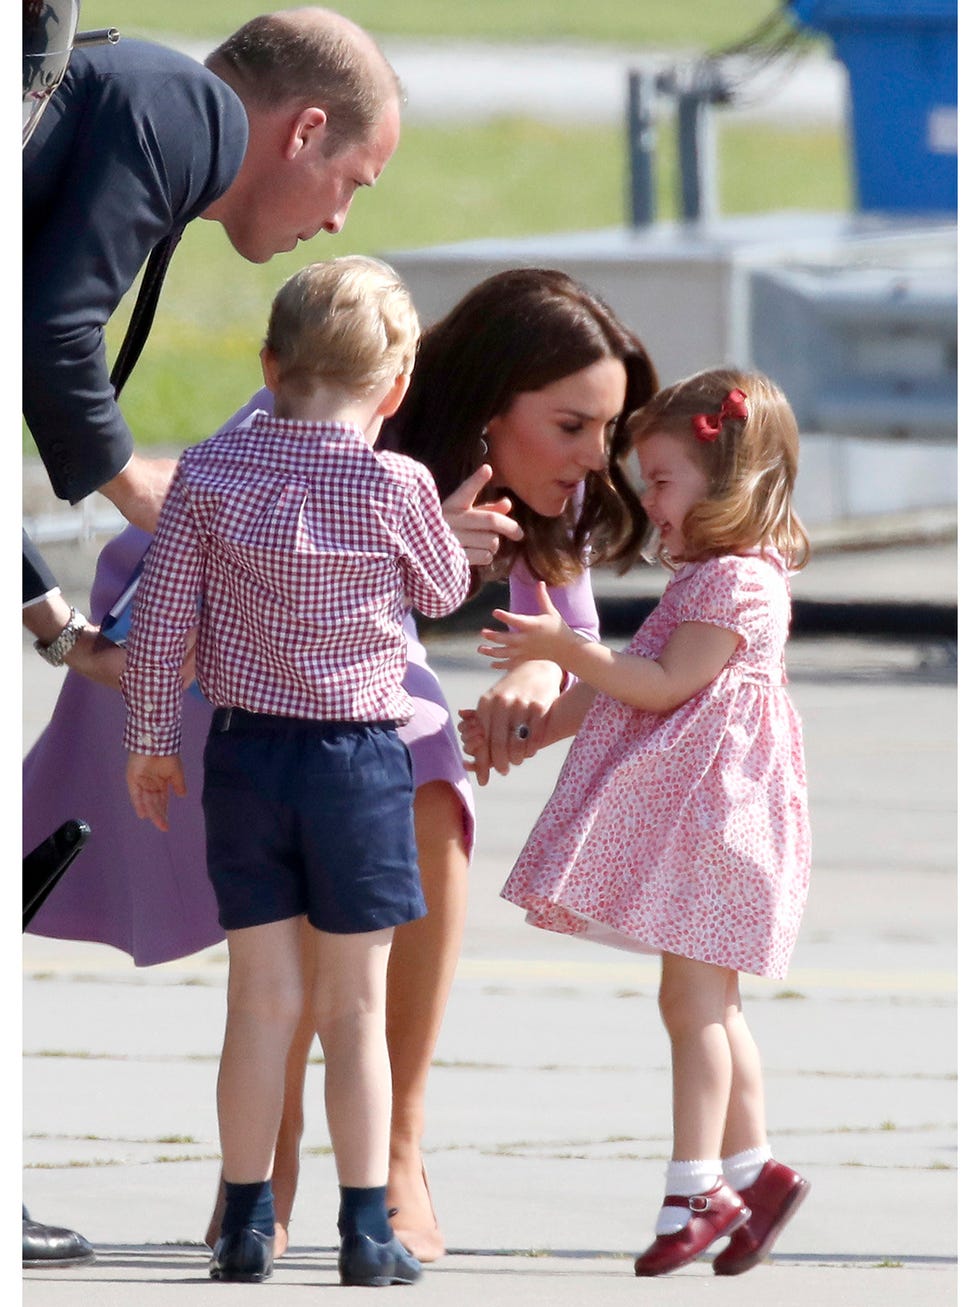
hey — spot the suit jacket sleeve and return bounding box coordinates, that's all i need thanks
[22,41,248,504]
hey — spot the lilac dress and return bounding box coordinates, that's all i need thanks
[23,394,600,965]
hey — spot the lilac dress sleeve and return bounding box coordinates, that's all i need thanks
[214,387,274,434]
[506,557,600,640]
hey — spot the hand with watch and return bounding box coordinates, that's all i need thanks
[26,594,126,689]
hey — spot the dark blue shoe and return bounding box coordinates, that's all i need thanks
[208,1227,274,1282]
[338,1231,423,1286]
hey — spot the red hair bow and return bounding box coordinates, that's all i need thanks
[691,388,749,442]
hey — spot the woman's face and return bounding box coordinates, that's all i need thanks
[485,357,628,517]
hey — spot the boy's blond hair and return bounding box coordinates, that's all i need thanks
[630,367,810,571]
[265,255,420,399]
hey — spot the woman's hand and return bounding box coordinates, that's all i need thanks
[464,656,565,784]
[441,464,523,567]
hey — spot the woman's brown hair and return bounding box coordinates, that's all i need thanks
[380,268,658,586]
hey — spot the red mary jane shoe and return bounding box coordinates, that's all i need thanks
[712,1159,811,1276]
[634,1181,749,1277]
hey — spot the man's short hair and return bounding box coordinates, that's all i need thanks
[266,256,420,398]
[206,11,401,151]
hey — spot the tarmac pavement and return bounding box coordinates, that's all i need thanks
[20,530,957,1304]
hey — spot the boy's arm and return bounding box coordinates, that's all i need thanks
[399,468,472,617]
[120,466,204,756]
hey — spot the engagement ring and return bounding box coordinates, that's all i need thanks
[514,723,531,741]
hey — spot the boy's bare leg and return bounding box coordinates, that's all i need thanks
[216,916,307,1186]
[313,926,394,1187]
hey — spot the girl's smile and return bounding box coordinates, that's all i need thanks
[636,431,711,559]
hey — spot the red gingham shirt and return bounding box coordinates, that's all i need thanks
[122,413,470,755]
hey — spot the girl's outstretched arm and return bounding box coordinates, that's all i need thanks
[480,581,739,715]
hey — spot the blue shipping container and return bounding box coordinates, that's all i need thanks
[787,0,956,213]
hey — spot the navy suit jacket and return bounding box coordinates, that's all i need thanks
[23,38,248,505]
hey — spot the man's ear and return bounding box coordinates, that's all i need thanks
[376,370,411,419]
[259,345,280,393]
[285,106,328,159]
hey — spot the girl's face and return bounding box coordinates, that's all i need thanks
[484,358,628,518]
[635,430,711,559]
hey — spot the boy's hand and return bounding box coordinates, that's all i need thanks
[477,581,573,670]
[126,753,187,832]
[457,707,492,783]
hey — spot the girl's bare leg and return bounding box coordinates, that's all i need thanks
[386,781,469,1260]
[311,927,394,1186]
[658,953,734,1161]
[720,970,769,1157]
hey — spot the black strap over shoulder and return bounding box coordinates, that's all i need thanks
[109,224,186,398]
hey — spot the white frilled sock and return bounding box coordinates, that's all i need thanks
[654,1159,722,1235]
[722,1144,773,1194]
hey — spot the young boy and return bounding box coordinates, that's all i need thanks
[122,257,471,1287]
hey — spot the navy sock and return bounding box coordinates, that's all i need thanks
[221,1179,274,1238]
[338,1185,391,1243]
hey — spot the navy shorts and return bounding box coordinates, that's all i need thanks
[202,709,426,935]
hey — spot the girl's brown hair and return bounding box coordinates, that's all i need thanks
[631,368,810,570]
[380,268,658,587]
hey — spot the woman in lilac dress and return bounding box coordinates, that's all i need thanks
[23,267,657,1260]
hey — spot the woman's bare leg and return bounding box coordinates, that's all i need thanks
[385,781,469,1260]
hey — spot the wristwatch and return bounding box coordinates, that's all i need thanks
[34,606,88,667]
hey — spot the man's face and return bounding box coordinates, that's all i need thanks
[216,96,400,264]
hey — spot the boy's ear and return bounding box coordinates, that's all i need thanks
[260,345,280,394]
[376,370,411,419]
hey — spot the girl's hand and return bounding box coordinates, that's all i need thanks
[126,752,187,832]
[478,581,572,671]
[441,464,523,567]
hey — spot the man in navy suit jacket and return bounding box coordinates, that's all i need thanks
[22,6,402,669]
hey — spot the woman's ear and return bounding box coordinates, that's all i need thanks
[259,345,280,394]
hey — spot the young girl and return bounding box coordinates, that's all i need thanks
[123,257,471,1288]
[465,368,812,1278]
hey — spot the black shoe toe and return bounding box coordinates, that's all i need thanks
[22,1217,95,1268]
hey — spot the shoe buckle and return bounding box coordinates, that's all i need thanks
[688,1195,710,1213]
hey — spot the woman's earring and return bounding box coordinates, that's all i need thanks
[478,427,489,461]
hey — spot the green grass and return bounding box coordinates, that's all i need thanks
[114,119,848,448]
[81,1,787,49]
[25,4,845,453]
[36,114,845,451]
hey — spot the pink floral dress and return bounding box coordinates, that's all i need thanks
[501,551,810,979]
